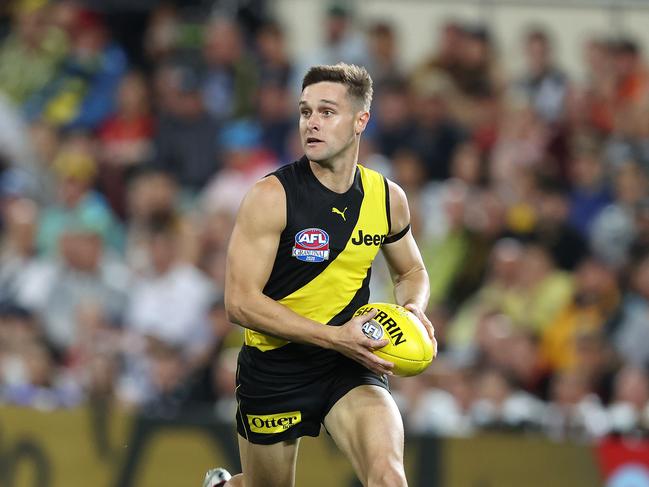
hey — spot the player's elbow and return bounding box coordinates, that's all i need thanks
[224,291,248,325]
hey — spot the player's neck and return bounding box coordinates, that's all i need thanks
[309,143,359,194]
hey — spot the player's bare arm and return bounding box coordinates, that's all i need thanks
[225,176,393,375]
[382,179,436,346]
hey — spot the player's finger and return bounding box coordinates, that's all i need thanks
[354,308,378,325]
[424,322,435,341]
[365,338,389,350]
[406,304,435,340]
[366,360,393,376]
[367,351,394,371]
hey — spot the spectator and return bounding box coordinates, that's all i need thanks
[255,20,293,89]
[97,70,155,218]
[543,368,609,440]
[611,253,649,367]
[408,72,467,181]
[125,215,215,357]
[515,27,568,124]
[200,119,277,217]
[534,184,588,271]
[607,366,649,434]
[36,142,124,256]
[590,161,647,267]
[295,3,368,79]
[152,64,221,193]
[567,141,613,238]
[200,16,258,122]
[23,9,127,131]
[30,220,128,355]
[370,77,416,159]
[255,80,294,162]
[0,197,40,304]
[541,257,621,373]
[469,367,545,432]
[365,21,403,89]
[0,1,68,105]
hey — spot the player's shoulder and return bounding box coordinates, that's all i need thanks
[245,174,286,209]
[384,177,408,209]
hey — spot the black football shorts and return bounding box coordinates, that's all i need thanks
[235,343,390,445]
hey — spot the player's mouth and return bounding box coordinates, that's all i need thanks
[306,137,324,147]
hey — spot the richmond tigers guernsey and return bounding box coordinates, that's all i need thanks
[239,156,393,376]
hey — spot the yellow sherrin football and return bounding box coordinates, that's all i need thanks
[354,302,435,377]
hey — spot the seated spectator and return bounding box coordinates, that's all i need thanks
[534,184,588,271]
[567,141,613,238]
[611,253,649,367]
[0,1,68,105]
[365,21,403,89]
[255,20,293,89]
[607,366,649,434]
[200,16,258,122]
[23,9,127,131]
[97,70,155,218]
[152,64,221,193]
[25,218,129,355]
[200,119,277,216]
[401,361,475,437]
[542,368,609,440]
[542,257,620,373]
[469,367,545,432]
[408,73,467,181]
[36,142,124,256]
[125,215,216,357]
[0,197,39,304]
[514,27,568,124]
[590,161,647,267]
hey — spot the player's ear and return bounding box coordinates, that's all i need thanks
[355,110,370,135]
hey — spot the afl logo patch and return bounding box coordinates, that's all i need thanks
[292,228,330,262]
[362,320,384,340]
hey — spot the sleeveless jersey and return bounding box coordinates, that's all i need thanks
[244,156,391,354]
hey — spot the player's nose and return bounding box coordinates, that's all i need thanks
[306,116,320,131]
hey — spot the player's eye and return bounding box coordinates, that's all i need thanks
[322,110,333,116]
[300,110,311,117]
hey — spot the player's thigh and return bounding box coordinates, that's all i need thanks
[237,434,300,487]
[323,385,406,487]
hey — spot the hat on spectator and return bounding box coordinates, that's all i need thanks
[52,150,97,182]
[12,0,47,14]
[61,211,105,236]
[219,120,262,151]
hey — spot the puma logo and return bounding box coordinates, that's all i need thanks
[332,207,348,221]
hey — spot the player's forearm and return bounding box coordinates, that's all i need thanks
[393,267,430,311]
[226,291,335,349]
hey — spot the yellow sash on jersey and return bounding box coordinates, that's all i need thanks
[245,164,389,351]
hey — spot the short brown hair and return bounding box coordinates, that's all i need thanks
[302,63,373,111]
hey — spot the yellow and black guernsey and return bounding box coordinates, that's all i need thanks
[240,156,393,377]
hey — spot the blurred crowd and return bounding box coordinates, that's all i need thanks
[0,0,648,443]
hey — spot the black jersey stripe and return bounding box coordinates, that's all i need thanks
[262,158,364,301]
[383,175,391,235]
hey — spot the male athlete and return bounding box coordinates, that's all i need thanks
[204,63,435,487]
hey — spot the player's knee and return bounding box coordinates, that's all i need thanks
[366,459,407,487]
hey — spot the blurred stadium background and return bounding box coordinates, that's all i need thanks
[1,0,649,485]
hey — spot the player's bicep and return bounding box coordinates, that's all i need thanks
[381,179,426,279]
[226,177,286,296]
[382,231,425,280]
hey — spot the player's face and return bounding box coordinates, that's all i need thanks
[299,82,366,165]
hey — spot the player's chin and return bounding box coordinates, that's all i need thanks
[304,145,328,161]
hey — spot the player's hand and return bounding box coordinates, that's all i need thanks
[330,309,395,376]
[405,303,437,357]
